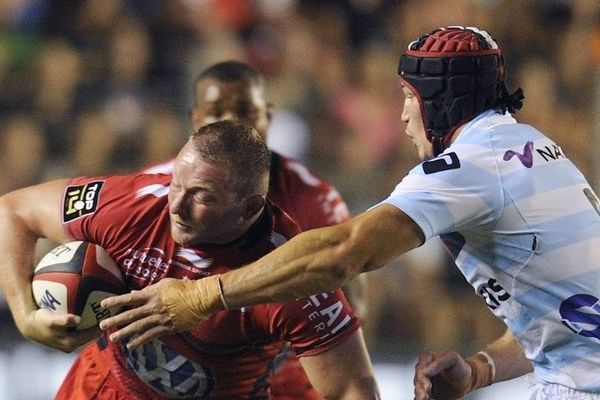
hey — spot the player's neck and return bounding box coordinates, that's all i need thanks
[208,208,265,246]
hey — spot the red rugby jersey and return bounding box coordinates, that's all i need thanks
[61,173,358,400]
[143,152,352,400]
[267,152,349,230]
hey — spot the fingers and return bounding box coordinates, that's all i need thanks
[414,351,469,400]
[414,352,435,400]
[414,376,432,400]
[416,352,435,369]
[99,283,177,347]
[99,301,155,331]
[46,318,101,352]
[423,352,461,377]
[107,312,172,344]
[126,325,174,349]
[47,312,81,329]
[25,309,102,352]
[100,289,143,310]
[59,326,102,353]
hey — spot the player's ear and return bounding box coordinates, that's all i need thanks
[189,107,201,132]
[242,195,266,220]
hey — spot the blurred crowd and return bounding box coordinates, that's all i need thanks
[1,0,599,361]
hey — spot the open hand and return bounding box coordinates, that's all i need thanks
[100,275,224,349]
[99,278,178,349]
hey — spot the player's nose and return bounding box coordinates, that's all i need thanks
[168,190,189,216]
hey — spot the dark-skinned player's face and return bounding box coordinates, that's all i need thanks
[190,78,270,140]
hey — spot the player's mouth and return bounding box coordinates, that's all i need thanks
[173,219,193,230]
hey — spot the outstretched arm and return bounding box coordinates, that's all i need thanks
[413,329,533,400]
[0,180,100,351]
[300,328,380,400]
[101,204,424,346]
[222,204,423,307]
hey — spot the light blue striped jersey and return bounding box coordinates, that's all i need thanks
[378,110,600,391]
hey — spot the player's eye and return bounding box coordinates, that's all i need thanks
[193,192,216,204]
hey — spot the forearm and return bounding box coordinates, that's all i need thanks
[479,329,533,382]
[300,329,380,400]
[330,377,380,400]
[0,206,101,351]
[219,206,422,310]
[0,201,42,332]
[0,181,70,333]
[221,226,357,309]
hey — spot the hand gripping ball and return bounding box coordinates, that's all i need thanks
[32,241,126,330]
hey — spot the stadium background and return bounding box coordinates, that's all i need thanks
[0,0,597,398]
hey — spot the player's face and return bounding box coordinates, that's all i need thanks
[190,78,271,140]
[168,142,248,245]
[401,83,433,160]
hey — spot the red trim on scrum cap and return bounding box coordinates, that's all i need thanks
[407,27,501,55]
[405,48,500,58]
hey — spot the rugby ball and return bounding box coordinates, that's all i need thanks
[32,241,126,330]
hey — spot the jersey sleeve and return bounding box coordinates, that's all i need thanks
[62,174,169,248]
[269,289,359,357]
[376,143,504,241]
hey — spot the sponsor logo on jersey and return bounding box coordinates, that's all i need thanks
[478,278,511,310]
[123,247,170,284]
[123,247,211,285]
[63,181,104,222]
[125,340,214,398]
[560,294,600,340]
[503,141,566,168]
[503,141,533,167]
[299,292,352,341]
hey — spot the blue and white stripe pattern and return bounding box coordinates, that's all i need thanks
[378,110,600,391]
